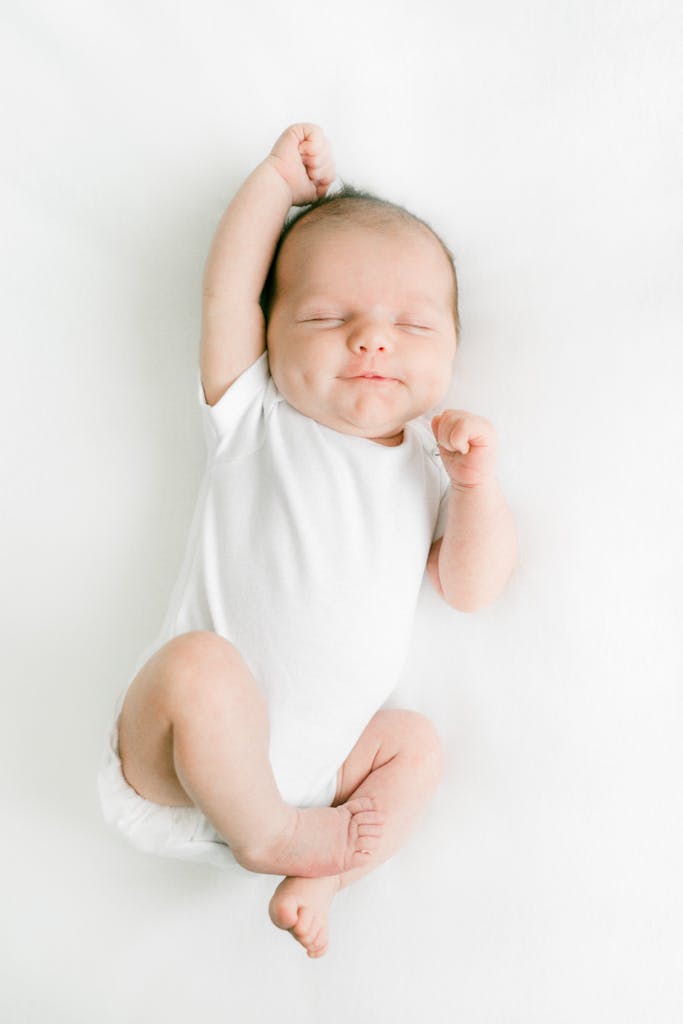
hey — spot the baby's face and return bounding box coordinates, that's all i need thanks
[266,218,457,446]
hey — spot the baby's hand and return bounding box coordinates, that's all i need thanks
[431,410,498,489]
[267,123,336,206]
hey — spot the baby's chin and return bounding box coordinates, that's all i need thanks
[287,388,424,440]
[317,409,410,443]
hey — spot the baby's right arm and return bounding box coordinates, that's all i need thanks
[200,124,335,406]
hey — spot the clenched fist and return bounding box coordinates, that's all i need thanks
[267,123,336,207]
[431,411,497,490]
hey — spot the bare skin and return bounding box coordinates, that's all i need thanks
[269,874,341,959]
[267,708,445,958]
[114,124,516,958]
[119,630,445,958]
[118,632,385,880]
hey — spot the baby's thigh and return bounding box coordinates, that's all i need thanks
[331,709,444,807]
[118,630,244,806]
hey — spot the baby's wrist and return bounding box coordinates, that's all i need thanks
[448,474,499,495]
[261,154,296,207]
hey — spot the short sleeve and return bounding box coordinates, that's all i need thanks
[197,352,271,459]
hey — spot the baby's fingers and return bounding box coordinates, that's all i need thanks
[443,437,470,456]
[298,123,327,153]
[301,152,332,176]
[300,132,333,166]
[432,412,494,455]
[302,155,336,197]
[432,414,469,455]
[313,161,337,193]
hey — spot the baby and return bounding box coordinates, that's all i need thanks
[98,123,517,959]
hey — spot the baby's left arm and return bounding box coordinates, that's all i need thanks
[426,410,518,612]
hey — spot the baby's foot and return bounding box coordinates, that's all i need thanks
[236,797,384,877]
[268,873,341,959]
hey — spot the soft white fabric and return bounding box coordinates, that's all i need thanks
[99,350,451,860]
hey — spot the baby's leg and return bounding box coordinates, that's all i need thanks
[269,709,445,957]
[118,631,384,877]
[331,708,445,887]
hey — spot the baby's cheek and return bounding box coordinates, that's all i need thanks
[423,367,452,407]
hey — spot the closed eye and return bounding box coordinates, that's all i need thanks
[300,317,345,324]
[397,323,433,333]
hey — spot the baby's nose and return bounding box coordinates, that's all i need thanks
[348,322,391,353]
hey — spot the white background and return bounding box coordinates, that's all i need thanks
[2,1,682,1021]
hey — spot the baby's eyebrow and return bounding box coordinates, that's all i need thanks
[400,294,444,311]
[296,293,344,305]
[296,294,444,314]
[297,299,342,311]
[294,309,344,322]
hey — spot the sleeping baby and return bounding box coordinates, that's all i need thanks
[98,123,518,959]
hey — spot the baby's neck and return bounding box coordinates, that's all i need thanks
[370,429,404,447]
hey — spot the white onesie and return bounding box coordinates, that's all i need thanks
[106,351,451,828]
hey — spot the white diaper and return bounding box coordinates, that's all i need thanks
[97,690,340,870]
[97,690,241,870]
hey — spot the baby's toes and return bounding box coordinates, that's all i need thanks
[353,809,385,835]
[307,927,329,958]
[345,796,384,820]
[351,825,384,862]
[298,918,326,956]
[343,797,385,863]
[357,822,383,843]
[291,905,315,945]
[353,824,383,855]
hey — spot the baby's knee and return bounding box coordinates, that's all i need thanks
[148,631,262,719]
[399,711,445,783]
[162,630,240,672]
[379,709,445,782]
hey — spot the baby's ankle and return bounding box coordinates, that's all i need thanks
[232,805,298,874]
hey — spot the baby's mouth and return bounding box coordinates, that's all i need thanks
[344,372,399,382]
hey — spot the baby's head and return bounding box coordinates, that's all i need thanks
[261,186,459,447]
